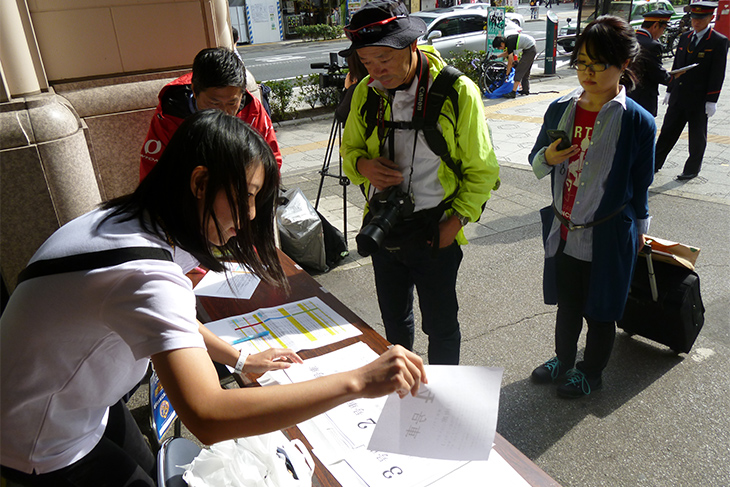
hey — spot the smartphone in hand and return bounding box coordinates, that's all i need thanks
[547,129,572,151]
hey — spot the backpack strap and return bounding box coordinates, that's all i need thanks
[418,65,463,179]
[17,247,174,285]
[361,64,464,176]
[361,87,382,141]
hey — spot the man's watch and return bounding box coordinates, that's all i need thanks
[454,211,469,227]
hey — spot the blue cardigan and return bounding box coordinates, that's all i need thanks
[529,93,655,322]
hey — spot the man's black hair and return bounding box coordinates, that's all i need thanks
[492,36,506,49]
[102,110,286,290]
[190,47,246,96]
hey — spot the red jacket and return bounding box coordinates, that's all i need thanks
[140,73,282,180]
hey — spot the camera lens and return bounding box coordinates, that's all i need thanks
[355,206,400,257]
[356,225,385,257]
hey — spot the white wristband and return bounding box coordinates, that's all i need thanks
[234,349,249,375]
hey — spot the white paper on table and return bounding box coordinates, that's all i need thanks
[259,345,528,487]
[426,449,532,487]
[203,297,362,354]
[342,447,467,487]
[194,262,260,299]
[284,342,386,449]
[368,365,504,461]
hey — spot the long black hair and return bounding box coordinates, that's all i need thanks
[571,15,640,91]
[103,110,287,289]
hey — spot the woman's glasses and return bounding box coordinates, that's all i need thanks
[344,15,406,42]
[574,61,611,73]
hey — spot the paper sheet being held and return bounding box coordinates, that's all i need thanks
[194,262,260,299]
[669,63,698,75]
[368,365,504,461]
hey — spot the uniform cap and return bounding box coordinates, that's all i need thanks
[687,1,717,18]
[642,9,673,22]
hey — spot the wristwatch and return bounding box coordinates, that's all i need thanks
[454,211,469,227]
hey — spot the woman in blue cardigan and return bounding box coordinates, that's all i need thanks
[528,16,655,398]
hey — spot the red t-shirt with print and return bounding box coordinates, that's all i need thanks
[560,105,599,240]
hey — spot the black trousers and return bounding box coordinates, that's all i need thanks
[554,244,616,379]
[372,241,463,365]
[1,400,156,487]
[655,101,708,175]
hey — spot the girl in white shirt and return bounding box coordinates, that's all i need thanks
[1,110,427,486]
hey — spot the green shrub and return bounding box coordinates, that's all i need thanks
[266,79,295,121]
[295,24,344,41]
[296,74,320,109]
[318,87,341,107]
[444,49,486,87]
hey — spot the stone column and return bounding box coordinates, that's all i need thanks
[0,0,100,292]
[0,0,47,100]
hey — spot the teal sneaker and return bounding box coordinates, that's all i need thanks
[531,357,567,384]
[557,369,602,399]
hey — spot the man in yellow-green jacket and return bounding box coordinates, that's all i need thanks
[340,0,499,365]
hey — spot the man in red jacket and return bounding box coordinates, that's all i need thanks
[140,48,282,180]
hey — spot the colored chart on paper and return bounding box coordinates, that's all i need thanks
[203,296,362,353]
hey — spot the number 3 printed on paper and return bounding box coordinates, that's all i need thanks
[383,466,403,479]
[357,418,376,429]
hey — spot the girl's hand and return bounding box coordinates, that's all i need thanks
[545,138,580,166]
[243,348,303,374]
[355,345,427,399]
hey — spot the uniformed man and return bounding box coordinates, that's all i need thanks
[629,10,674,116]
[654,1,729,180]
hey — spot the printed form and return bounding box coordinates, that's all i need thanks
[203,296,362,353]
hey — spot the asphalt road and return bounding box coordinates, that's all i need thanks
[236,5,577,83]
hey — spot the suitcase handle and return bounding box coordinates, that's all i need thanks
[640,244,659,303]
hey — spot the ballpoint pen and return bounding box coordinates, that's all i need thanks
[232,330,270,345]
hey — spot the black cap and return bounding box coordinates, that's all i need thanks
[339,0,426,57]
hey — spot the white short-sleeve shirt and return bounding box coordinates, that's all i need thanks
[0,207,205,474]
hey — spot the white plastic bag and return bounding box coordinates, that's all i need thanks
[181,431,314,487]
[276,188,327,272]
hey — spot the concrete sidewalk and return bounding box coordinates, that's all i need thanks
[275,62,730,486]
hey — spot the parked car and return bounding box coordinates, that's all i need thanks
[446,3,525,27]
[411,9,522,57]
[557,0,682,52]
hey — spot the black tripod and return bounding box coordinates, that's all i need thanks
[314,114,350,240]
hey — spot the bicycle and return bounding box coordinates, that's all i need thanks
[472,55,513,95]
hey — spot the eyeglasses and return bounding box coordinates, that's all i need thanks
[344,15,406,42]
[574,61,611,73]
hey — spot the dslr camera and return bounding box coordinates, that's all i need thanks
[310,53,347,90]
[356,186,415,257]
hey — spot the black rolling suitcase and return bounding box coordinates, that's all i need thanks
[618,245,705,353]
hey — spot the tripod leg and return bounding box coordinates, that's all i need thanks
[336,119,348,242]
[315,116,339,210]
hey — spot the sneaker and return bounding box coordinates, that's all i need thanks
[557,369,602,399]
[503,91,517,99]
[519,90,530,96]
[531,357,567,384]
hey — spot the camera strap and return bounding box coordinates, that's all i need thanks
[380,51,431,198]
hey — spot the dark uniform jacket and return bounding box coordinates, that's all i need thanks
[667,27,729,108]
[629,28,672,116]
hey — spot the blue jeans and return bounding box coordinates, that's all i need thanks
[371,241,463,365]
